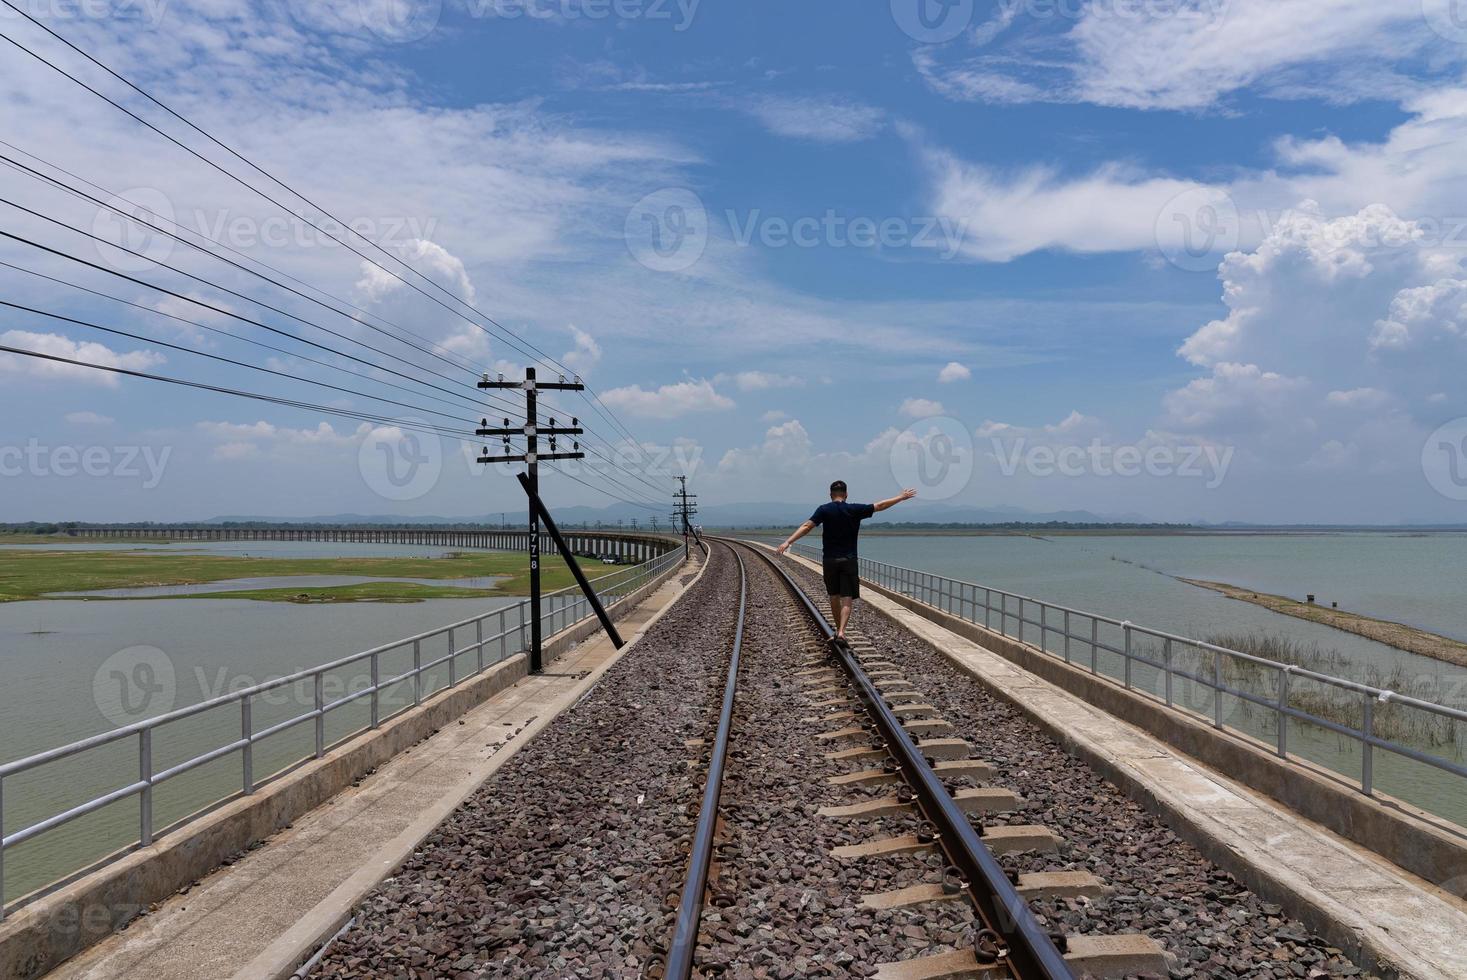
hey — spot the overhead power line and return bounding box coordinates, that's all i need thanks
[0,3,665,480]
[0,299,475,427]
[0,343,477,438]
[0,145,654,480]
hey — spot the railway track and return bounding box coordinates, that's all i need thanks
[310,538,1368,979]
[664,540,1169,979]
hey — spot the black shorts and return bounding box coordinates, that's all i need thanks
[823,556,861,598]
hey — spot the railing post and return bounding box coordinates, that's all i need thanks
[0,774,5,922]
[999,592,1007,637]
[139,728,153,846]
[1063,610,1071,664]
[413,640,422,706]
[1040,604,1047,653]
[1163,638,1173,707]
[449,630,458,688]
[370,652,381,728]
[1362,694,1375,796]
[1277,667,1290,758]
[241,699,254,795]
[1123,624,1132,689]
[476,618,484,674]
[984,588,991,629]
[314,673,325,759]
[1018,598,1025,645]
[1213,649,1223,730]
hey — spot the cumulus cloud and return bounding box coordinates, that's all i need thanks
[1145,201,1459,488]
[0,331,164,386]
[65,411,114,425]
[899,398,946,418]
[716,420,903,489]
[196,421,359,459]
[937,362,971,383]
[600,379,735,418]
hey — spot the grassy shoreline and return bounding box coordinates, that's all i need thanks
[1181,578,1467,669]
[0,549,613,603]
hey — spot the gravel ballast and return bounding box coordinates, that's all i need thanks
[310,542,1380,979]
[776,551,1378,980]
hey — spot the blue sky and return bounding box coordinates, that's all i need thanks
[3,0,1467,524]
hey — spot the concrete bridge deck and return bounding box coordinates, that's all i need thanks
[41,557,706,980]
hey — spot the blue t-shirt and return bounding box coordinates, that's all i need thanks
[810,501,876,560]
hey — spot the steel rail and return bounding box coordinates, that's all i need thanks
[666,542,747,979]
[739,541,1075,980]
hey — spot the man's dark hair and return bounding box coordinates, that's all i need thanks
[829,480,848,497]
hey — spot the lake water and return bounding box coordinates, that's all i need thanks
[0,541,535,907]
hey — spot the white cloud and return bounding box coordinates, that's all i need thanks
[196,420,359,456]
[917,1,1454,112]
[0,331,164,387]
[919,143,1204,261]
[213,442,262,461]
[937,361,971,383]
[1162,362,1312,433]
[976,410,1106,443]
[1150,201,1459,484]
[718,370,804,391]
[742,95,885,143]
[600,379,735,419]
[65,411,114,425]
[562,326,602,377]
[761,409,789,423]
[716,420,903,490]
[899,398,946,418]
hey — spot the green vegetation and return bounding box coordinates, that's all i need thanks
[184,582,503,603]
[0,549,614,603]
[1155,630,1463,753]
[1183,578,1467,668]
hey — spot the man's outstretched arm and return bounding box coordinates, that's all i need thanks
[776,520,815,555]
[873,488,918,512]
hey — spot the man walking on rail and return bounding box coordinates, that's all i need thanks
[776,482,917,640]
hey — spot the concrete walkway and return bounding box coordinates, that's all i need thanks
[49,557,706,980]
[801,553,1467,980]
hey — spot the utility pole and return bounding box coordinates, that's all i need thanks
[477,367,584,673]
[674,476,698,559]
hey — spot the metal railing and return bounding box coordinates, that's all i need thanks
[793,544,1467,815]
[0,547,683,918]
